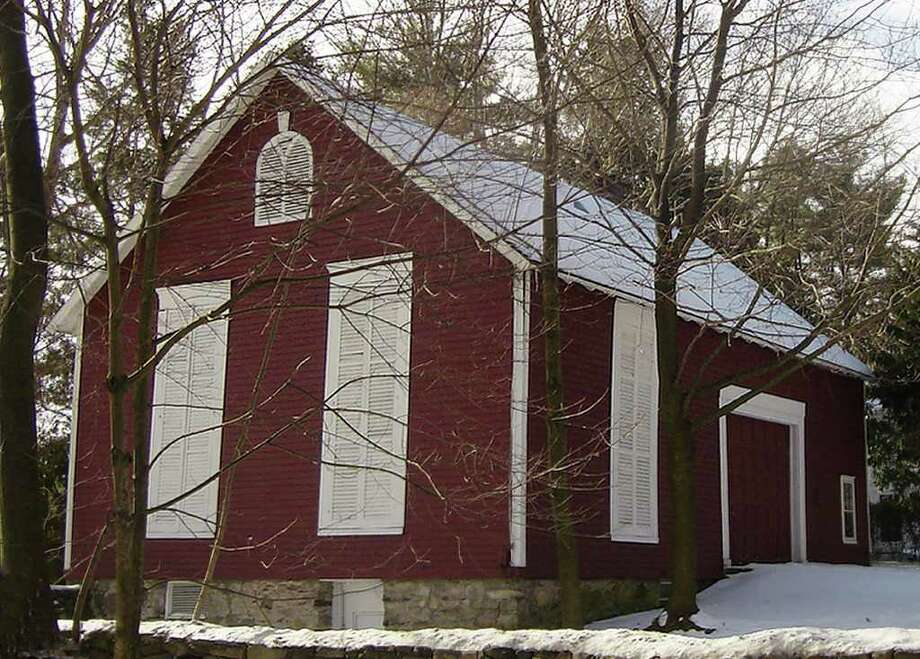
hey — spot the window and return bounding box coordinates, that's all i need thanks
[165,581,203,620]
[610,299,659,543]
[254,128,313,226]
[841,474,858,544]
[318,255,412,535]
[147,281,230,539]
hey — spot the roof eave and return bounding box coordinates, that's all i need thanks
[558,269,873,380]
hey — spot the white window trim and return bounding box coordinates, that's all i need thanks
[610,298,659,544]
[254,128,313,227]
[146,280,230,540]
[509,270,531,567]
[317,253,413,536]
[719,385,807,565]
[841,474,858,544]
[325,252,412,275]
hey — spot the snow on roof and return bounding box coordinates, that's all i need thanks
[289,71,870,378]
[51,65,870,378]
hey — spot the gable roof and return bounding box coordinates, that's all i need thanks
[52,65,871,379]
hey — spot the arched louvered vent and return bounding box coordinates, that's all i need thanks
[254,130,313,226]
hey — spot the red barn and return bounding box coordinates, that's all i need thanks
[53,65,871,629]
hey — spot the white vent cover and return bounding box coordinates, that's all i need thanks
[330,579,384,629]
[165,581,202,620]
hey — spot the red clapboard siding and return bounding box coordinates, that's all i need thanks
[69,74,869,587]
[521,283,868,582]
[69,75,517,582]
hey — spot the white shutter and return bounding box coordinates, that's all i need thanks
[254,131,313,227]
[148,281,230,539]
[255,136,286,226]
[283,137,313,220]
[319,255,412,535]
[610,299,659,543]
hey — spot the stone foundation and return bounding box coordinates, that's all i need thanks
[91,577,657,630]
[384,578,658,629]
[93,579,333,629]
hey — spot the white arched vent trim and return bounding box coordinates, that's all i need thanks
[254,131,313,226]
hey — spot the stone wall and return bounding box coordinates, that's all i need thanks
[91,577,657,630]
[92,579,333,629]
[384,579,658,629]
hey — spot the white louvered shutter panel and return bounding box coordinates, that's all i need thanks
[319,257,412,535]
[610,299,659,542]
[282,136,313,221]
[255,136,286,226]
[148,304,190,536]
[148,281,230,538]
[329,282,369,523]
[363,289,405,528]
[255,132,312,226]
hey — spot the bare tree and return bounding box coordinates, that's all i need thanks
[532,0,920,628]
[525,0,585,628]
[37,0,920,646]
[0,0,58,650]
[38,1,565,648]
[32,1,347,654]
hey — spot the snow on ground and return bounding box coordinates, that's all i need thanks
[60,618,920,659]
[59,563,920,658]
[590,562,920,637]
[61,620,920,659]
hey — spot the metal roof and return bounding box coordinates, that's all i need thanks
[293,72,870,378]
[52,66,871,379]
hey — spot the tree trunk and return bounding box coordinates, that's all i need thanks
[102,209,136,659]
[655,270,699,626]
[112,192,162,659]
[542,260,583,629]
[527,0,582,628]
[0,0,59,650]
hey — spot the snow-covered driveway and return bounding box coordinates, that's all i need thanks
[590,562,920,637]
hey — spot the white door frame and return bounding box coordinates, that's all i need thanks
[719,385,807,566]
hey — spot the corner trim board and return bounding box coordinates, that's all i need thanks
[63,312,84,571]
[509,270,530,567]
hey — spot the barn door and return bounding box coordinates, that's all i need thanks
[727,414,792,564]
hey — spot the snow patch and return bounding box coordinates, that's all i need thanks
[60,621,920,658]
[60,564,920,658]
[592,562,920,638]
